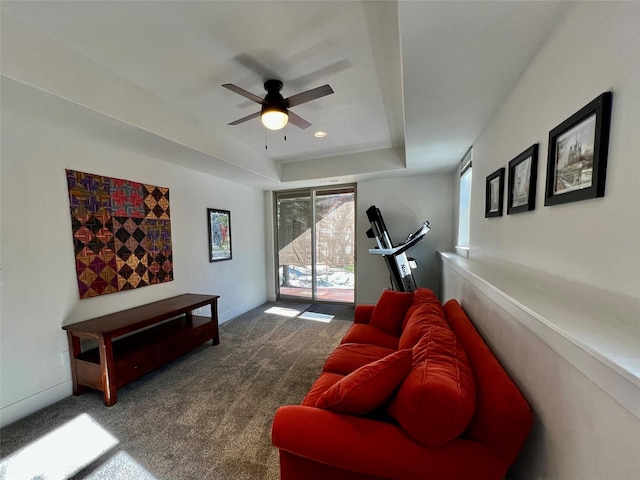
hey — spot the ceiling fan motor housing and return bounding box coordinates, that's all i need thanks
[263,79,286,110]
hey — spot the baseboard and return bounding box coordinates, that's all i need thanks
[0,380,72,428]
[219,298,268,324]
[192,297,268,324]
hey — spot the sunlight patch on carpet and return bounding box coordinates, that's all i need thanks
[0,413,118,479]
[264,306,303,317]
[86,451,158,480]
[298,311,334,323]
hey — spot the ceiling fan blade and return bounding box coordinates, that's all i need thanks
[287,111,312,130]
[288,60,351,89]
[222,84,264,104]
[228,111,260,126]
[285,85,334,108]
[232,54,279,83]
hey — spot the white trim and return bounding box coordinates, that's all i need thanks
[1,380,72,428]
[439,251,640,419]
[218,298,268,324]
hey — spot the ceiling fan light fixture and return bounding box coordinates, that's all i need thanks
[261,105,288,130]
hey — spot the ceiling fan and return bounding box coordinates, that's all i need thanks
[222,79,334,131]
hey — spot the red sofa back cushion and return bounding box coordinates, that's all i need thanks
[369,289,414,336]
[387,326,476,447]
[399,302,449,349]
[443,299,532,467]
[316,349,413,415]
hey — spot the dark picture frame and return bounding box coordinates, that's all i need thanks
[544,91,612,206]
[208,208,232,262]
[485,167,505,218]
[507,144,538,214]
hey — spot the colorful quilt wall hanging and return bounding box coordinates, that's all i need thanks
[66,169,173,299]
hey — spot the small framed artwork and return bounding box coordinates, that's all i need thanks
[507,144,538,214]
[485,167,505,218]
[208,208,232,262]
[544,91,612,206]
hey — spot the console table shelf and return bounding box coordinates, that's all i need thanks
[63,294,219,406]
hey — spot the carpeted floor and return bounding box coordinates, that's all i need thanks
[0,302,354,480]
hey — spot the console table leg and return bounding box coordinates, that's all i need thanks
[211,299,220,345]
[66,332,86,396]
[97,336,117,406]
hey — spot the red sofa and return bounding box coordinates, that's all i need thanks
[272,288,532,480]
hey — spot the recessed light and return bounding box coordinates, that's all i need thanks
[314,131,328,138]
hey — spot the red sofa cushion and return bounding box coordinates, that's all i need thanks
[399,302,449,349]
[369,289,414,336]
[401,288,441,323]
[316,349,413,415]
[340,324,400,350]
[388,326,476,447]
[412,287,440,304]
[354,305,375,325]
[323,343,396,375]
[302,372,344,407]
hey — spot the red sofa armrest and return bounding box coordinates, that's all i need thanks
[272,406,505,480]
[354,305,375,325]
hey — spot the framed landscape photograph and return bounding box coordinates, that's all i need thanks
[544,91,612,206]
[508,144,538,215]
[485,167,505,218]
[208,208,232,262]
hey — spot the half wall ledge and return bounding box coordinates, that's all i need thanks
[438,251,640,419]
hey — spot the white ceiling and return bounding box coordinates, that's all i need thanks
[1,1,570,190]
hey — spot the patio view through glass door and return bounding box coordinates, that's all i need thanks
[276,186,355,303]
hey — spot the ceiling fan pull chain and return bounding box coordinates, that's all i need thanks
[265,128,268,150]
[284,125,287,142]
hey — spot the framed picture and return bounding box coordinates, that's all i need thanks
[544,91,612,206]
[485,167,505,218]
[208,208,232,262]
[507,144,538,214]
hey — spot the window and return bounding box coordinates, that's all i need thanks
[456,148,472,257]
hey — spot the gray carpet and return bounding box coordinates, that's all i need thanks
[0,302,354,480]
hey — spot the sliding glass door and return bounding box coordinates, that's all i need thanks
[275,186,355,303]
[276,190,313,299]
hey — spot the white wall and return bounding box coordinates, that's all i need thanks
[470,2,640,300]
[357,174,453,304]
[444,3,640,478]
[0,80,268,427]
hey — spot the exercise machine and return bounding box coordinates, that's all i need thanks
[365,205,431,292]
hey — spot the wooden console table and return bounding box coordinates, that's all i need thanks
[63,293,219,406]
